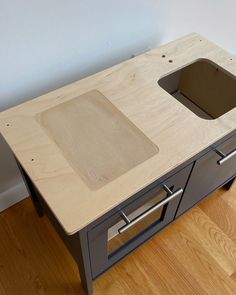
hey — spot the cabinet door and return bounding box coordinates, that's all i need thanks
[176,134,236,218]
[88,164,192,278]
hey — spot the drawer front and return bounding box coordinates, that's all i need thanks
[88,164,192,278]
[176,134,236,217]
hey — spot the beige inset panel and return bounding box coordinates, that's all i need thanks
[38,90,158,190]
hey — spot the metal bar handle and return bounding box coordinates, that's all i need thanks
[214,148,236,165]
[118,185,183,234]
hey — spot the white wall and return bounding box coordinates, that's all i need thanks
[0,0,166,111]
[0,135,28,211]
[0,0,236,210]
[161,1,236,53]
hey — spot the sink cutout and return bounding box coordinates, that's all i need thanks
[37,90,158,190]
[158,59,236,119]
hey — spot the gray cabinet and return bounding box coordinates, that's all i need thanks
[176,134,236,217]
[18,131,235,295]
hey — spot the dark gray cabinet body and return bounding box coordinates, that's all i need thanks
[17,130,236,295]
[176,133,236,217]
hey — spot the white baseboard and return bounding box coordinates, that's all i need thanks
[0,181,29,212]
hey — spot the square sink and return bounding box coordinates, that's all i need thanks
[158,59,236,119]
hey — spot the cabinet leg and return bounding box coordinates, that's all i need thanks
[77,230,93,295]
[223,177,236,191]
[15,159,93,294]
[15,158,44,217]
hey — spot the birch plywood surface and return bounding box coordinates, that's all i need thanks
[38,90,158,190]
[0,33,236,234]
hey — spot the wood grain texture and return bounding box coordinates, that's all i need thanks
[183,207,236,276]
[199,189,236,242]
[38,90,158,190]
[0,184,235,294]
[0,33,236,234]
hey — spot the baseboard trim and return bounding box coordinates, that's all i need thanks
[0,182,29,212]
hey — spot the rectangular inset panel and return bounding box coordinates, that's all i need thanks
[38,90,158,190]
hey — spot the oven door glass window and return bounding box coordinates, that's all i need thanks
[107,189,169,256]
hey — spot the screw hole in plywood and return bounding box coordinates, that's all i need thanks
[31,158,35,162]
[168,60,173,63]
[6,123,10,127]
[162,55,166,58]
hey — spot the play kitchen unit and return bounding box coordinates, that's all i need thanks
[0,33,236,294]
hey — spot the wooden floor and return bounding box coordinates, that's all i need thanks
[0,184,236,295]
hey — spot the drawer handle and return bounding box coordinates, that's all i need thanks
[214,148,236,165]
[118,185,183,234]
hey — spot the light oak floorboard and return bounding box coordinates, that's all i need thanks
[181,207,236,276]
[200,187,236,242]
[0,183,235,295]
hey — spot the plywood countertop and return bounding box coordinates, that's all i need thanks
[0,33,236,234]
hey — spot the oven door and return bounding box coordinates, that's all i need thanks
[88,164,192,278]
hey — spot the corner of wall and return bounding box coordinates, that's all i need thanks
[0,181,29,212]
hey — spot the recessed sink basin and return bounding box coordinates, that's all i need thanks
[158,59,236,119]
